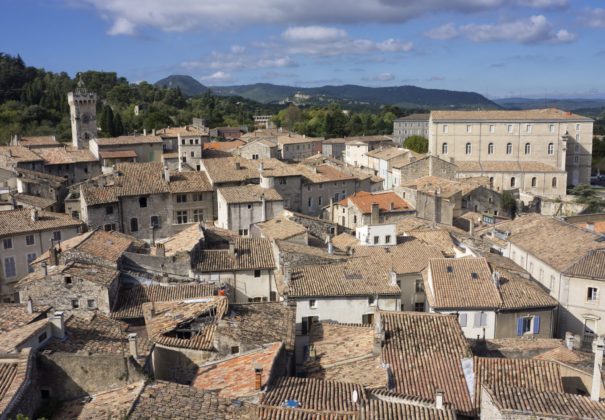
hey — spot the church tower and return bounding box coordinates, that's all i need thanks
[68,80,97,149]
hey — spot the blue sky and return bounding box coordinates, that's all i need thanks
[2,0,605,98]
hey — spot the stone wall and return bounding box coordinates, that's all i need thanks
[122,252,193,279]
[283,211,342,240]
[394,155,457,187]
[152,345,215,384]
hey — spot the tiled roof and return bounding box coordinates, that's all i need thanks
[111,283,217,319]
[338,191,411,214]
[45,312,149,355]
[14,167,66,186]
[0,209,83,238]
[168,170,213,193]
[193,342,283,398]
[256,405,355,419]
[216,303,296,351]
[0,303,49,333]
[203,140,245,151]
[218,185,282,204]
[407,229,457,257]
[143,296,229,350]
[34,145,97,164]
[197,238,276,272]
[304,322,386,388]
[262,377,367,413]
[365,147,411,160]
[98,150,138,159]
[14,193,56,209]
[401,175,489,198]
[565,249,605,279]
[0,349,32,416]
[95,135,162,145]
[156,125,208,137]
[427,258,502,309]
[152,223,202,256]
[342,135,393,144]
[300,164,359,184]
[34,229,135,264]
[362,400,455,420]
[0,318,49,353]
[255,217,307,241]
[395,113,430,122]
[202,157,286,184]
[53,381,145,420]
[501,215,605,274]
[456,161,562,173]
[129,381,253,420]
[474,357,564,410]
[534,346,594,370]
[431,108,592,122]
[0,146,44,163]
[351,239,444,274]
[277,134,323,145]
[276,240,347,264]
[331,232,359,251]
[380,311,474,416]
[18,136,59,147]
[19,261,119,288]
[485,386,605,419]
[496,268,558,310]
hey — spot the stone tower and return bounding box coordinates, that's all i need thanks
[68,80,97,149]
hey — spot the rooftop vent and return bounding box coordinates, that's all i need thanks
[471,272,478,280]
[446,266,453,273]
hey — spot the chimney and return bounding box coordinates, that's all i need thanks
[373,314,384,355]
[587,222,595,232]
[143,128,147,136]
[565,332,575,350]
[327,236,334,255]
[591,336,604,401]
[370,202,380,225]
[258,162,264,172]
[156,242,165,257]
[389,271,397,286]
[50,311,65,340]
[491,271,500,289]
[163,166,170,182]
[49,243,60,266]
[30,208,38,222]
[228,240,236,257]
[254,365,263,390]
[283,262,291,284]
[469,219,475,236]
[128,333,139,359]
[152,128,156,136]
[26,298,34,314]
[235,162,241,170]
[435,390,444,410]
[42,262,48,276]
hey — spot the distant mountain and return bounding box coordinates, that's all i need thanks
[154,75,209,97]
[495,97,605,112]
[210,83,501,110]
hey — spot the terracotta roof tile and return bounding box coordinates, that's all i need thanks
[18,261,119,288]
[0,209,83,238]
[218,185,282,204]
[18,136,59,147]
[362,399,455,420]
[338,191,411,214]
[197,238,276,272]
[98,150,138,159]
[0,303,49,332]
[202,157,287,184]
[34,146,97,164]
[95,135,162,145]
[431,109,592,122]
[255,217,307,241]
[0,146,44,163]
[0,349,33,415]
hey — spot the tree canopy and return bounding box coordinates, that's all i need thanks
[403,135,429,154]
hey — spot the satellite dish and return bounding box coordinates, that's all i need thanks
[352,389,358,404]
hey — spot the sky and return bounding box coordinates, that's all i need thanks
[2,0,605,98]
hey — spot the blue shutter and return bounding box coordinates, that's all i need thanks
[533,315,541,334]
[517,318,524,336]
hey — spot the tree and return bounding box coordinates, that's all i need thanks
[570,184,604,213]
[403,135,428,154]
[501,190,518,219]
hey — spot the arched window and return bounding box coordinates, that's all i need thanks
[465,143,472,155]
[488,143,494,155]
[524,143,531,155]
[442,143,448,154]
[552,177,557,188]
[506,143,512,155]
[548,143,554,155]
[510,177,516,188]
[531,177,537,187]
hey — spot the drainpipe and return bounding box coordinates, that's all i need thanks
[591,336,604,401]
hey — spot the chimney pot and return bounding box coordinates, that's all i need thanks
[128,333,139,359]
[50,311,65,340]
[30,208,38,222]
[254,366,263,390]
[435,390,444,410]
[26,298,34,314]
[565,332,575,350]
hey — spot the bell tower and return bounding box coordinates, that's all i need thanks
[68,79,97,149]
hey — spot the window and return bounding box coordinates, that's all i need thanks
[3,257,16,278]
[466,124,472,133]
[442,124,448,134]
[465,143,472,155]
[489,177,494,187]
[524,143,531,155]
[362,313,374,324]
[459,313,467,327]
[475,311,488,327]
[318,197,322,206]
[552,177,557,188]
[181,139,186,145]
[550,275,555,290]
[414,302,425,312]
[368,296,376,306]
[176,211,188,224]
[130,218,139,232]
[488,143,494,155]
[230,346,240,354]
[526,124,532,133]
[64,276,72,285]
[53,231,61,241]
[247,204,252,209]
[150,216,161,229]
[192,193,203,201]
[575,144,580,152]
[105,205,114,215]
[574,156,579,163]
[587,287,599,302]
[38,331,48,343]
[71,299,80,309]
[3,238,12,249]
[353,215,357,224]
[278,178,287,185]
[189,139,194,145]
[25,235,34,246]
[308,197,312,208]
[510,177,516,188]
[176,194,187,203]
[373,236,379,245]
[549,124,555,133]
[192,209,203,222]
[506,143,512,155]
[489,125,495,133]
[309,299,317,309]
[254,270,261,278]
[238,229,249,236]
[522,317,532,334]
[139,196,147,208]
[252,154,259,160]
[531,177,537,187]
[576,123,581,131]
[415,279,424,293]
[442,143,448,154]
[104,223,116,232]
[507,124,513,134]
[26,253,36,273]
[385,235,391,244]
[576,134,580,142]
[87,299,96,309]
[548,143,554,155]
[190,151,195,157]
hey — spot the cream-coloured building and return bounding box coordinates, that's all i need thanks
[428,109,593,196]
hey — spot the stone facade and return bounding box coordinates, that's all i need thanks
[68,87,97,150]
[393,113,430,146]
[392,155,457,187]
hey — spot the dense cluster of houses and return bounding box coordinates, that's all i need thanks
[0,88,603,419]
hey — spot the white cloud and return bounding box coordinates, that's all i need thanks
[230,45,246,53]
[282,26,347,42]
[199,71,233,83]
[428,15,575,44]
[377,38,414,52]
[363,72,395,82]
[579,8,605,28]
[78,0,565,35]
[182,51,298,72]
